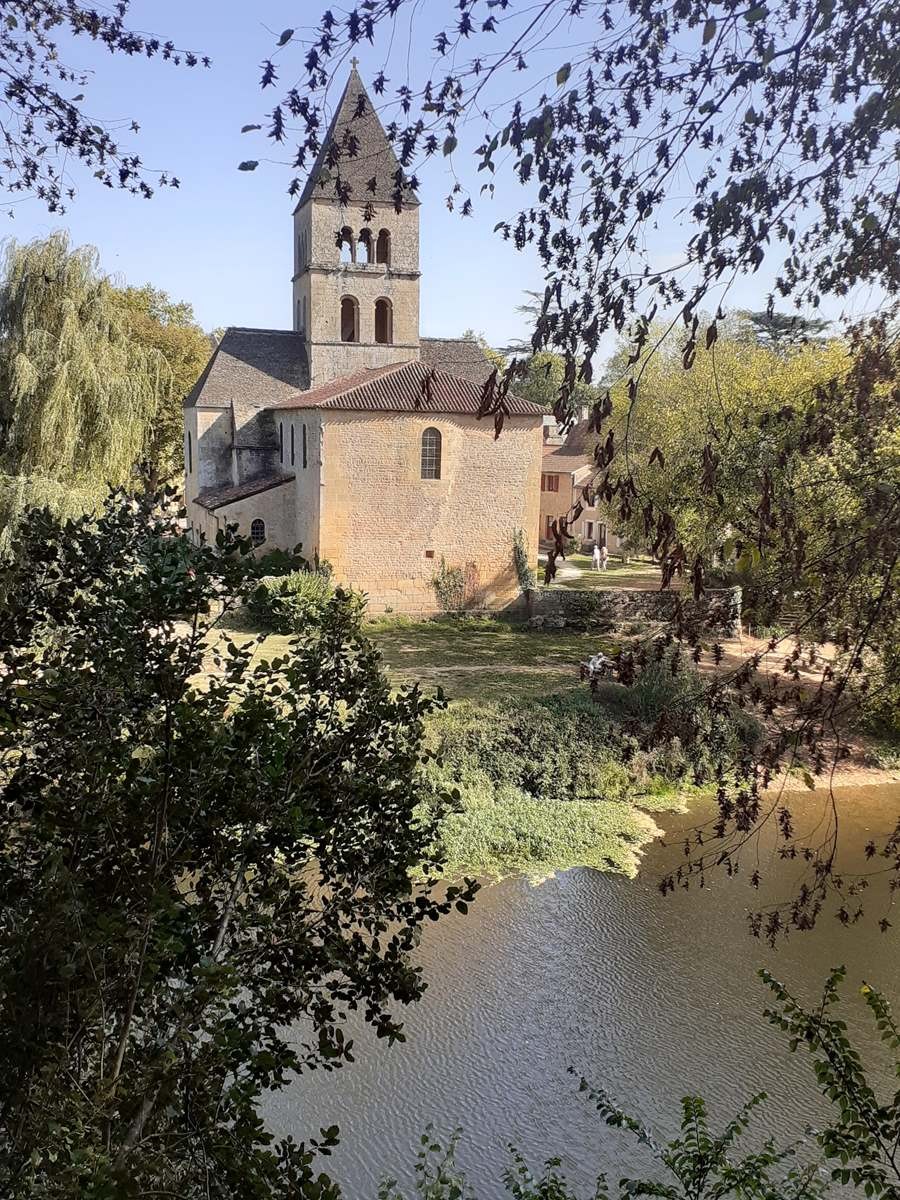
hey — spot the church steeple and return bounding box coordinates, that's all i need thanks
[296,64,419,210]
[291,66,422,388]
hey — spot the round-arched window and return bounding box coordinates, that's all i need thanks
[421,427,441,480]
[376,228,391,265]
[250,518,266,546]
[375,297,393,345]
[340,295,359,343]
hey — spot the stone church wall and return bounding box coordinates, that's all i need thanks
[318,410,542,614]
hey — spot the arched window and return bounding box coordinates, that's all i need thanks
[340,295,359,343]
[421,427,441,479]
[358,228,374,263]
[250,519,266,547]
[376,228,391,265]
[375,297,393,344]
[338,226,354,264]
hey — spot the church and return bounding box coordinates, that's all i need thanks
[184,66,543,615]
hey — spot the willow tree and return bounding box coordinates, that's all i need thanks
[0,233,174,543]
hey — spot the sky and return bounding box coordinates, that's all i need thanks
[6,2,879,350]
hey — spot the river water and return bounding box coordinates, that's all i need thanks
[266,785,900,1198]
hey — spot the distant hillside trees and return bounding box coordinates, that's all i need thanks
[0,232,210,547]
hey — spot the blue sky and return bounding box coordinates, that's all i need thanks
[7,2,876,349]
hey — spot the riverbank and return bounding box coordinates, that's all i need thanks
[199,613,900,880]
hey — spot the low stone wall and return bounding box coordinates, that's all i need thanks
[523,585,742,636]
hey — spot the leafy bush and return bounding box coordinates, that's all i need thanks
[591,648,762,782]
[421,692,682,876]
[512,527,536,591]
[247,567,363,633]
[431,557,478,613]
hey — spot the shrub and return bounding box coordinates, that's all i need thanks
[432,557,478,613]
[512,527,536,592]
[247,568,362,633]
[592,647,763,781]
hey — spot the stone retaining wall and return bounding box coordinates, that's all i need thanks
[521,585,742,636]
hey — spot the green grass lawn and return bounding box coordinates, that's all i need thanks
[211,615,614,702]
[544,553,675,591]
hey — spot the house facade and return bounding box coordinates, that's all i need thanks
[539,418,623,553]
[184,67,543,614]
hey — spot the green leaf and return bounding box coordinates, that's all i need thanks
[745,5,768,21]
[238,160,259,171]
[443,135,458,156]
[277,28,293,46]
[703,17,717,43]
[556,62,572,86]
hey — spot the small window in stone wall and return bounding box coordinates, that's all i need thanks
[279,422,284,463]
[290,424,295,466]
[250,519,266,547]
[421,427,441,479]
[186,431,192,473]
[341,296,359,343]
[376,228,391,265]
[302,423,308,469]
[375,297,393,344]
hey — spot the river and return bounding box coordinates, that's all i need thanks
[266,784,900,1198]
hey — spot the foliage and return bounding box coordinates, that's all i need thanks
[0,233,166,488]
[258,2,900,930]
[381,1092,823,1200]
[735,311,832,353]
[0,487,474,1198]
[512,528,536,593]
[113,285,212,489]
[762,967,900,1198]
[262,1,898,402]
[247,566,362,635]
[432,557,477,614]
[0,234,209,545]
[0,2,206,211]
[422,692,670,876]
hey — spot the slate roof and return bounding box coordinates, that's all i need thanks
[269,359,544,417]
[185,328,309,410]
[195,472,295,512]
[420,337,498,388]
[297,67,418,209]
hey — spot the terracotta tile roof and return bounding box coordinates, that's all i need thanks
[297,67,418,209]
[269,359,545,417]
[185,328,309,409]
[195,472,294,512]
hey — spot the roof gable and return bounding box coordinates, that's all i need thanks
[185,327,309,410]
[297,67,418,209]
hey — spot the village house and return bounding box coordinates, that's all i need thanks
[539,417,623,554]
[184,67,544,614]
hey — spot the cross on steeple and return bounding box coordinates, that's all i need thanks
[350,56,359,69]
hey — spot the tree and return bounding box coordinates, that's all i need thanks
[0,2,206,212]
[735,312,832,353]
[0,233,209,547]
[0,487,474,1197]
[254,4,900,930]
[114,284,213,489]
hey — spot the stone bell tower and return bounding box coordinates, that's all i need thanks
[291,64,421,387]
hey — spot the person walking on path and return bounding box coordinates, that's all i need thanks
[600,544,610,570]
[592,543,602,571]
